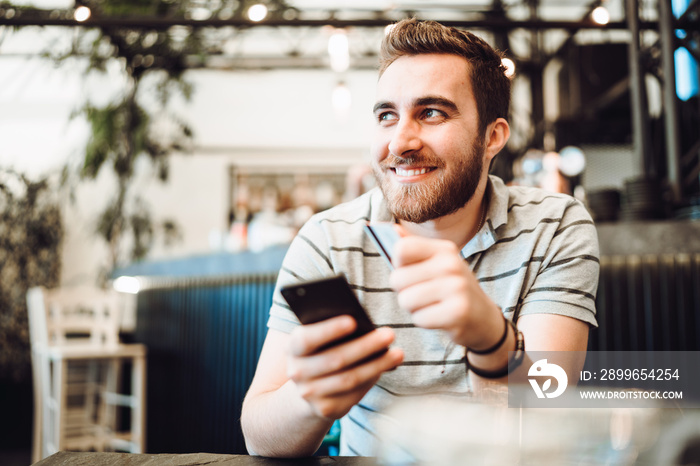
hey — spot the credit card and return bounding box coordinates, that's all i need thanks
[363,222,400,269]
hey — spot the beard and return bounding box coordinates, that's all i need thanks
[372,138,485,224]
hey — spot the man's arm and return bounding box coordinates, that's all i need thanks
[241,317,403,457]
[390,234,590,389]
[467,313,588,390]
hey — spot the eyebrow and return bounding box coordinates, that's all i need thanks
[373,101,394,113]
[415,96,459,112]
[372,96,459,114]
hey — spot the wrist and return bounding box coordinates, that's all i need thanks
[465,320,525,379]
[464,302,508,352]
[467,314,509,355]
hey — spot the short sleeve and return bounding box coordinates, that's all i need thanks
[517,200,600,327]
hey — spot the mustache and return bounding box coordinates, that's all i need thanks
[380,153,446,168]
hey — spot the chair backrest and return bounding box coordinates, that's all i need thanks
[27,286,122,349]
[27,287,50,353]
[26,285,133,462]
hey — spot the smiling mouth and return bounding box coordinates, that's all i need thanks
[392,167,436,177]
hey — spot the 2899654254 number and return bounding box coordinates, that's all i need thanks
[599,368,680,381]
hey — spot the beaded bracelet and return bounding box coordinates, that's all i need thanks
[465,320,525,379]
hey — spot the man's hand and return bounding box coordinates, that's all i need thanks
[390,233,504,351]
[287,315,404,420]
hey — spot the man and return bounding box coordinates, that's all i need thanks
[241,19,599,457]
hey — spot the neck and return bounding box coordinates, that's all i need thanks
[399,178,488,248]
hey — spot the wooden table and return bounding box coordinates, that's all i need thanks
[34,451,379,466]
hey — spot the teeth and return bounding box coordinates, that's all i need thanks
[395,167,429,177]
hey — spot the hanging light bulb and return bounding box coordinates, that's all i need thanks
[328,30,350,73]
[591,6,610,25]
[247,4,268,22]
[74,5,91,22]
[501,57,516,78]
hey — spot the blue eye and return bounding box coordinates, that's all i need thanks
[378,112,397,123]
[424,109,445,119]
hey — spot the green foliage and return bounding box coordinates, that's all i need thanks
[49,2,203,272]
[78,81,193,268]
[161,219,183,246]
[0,170,63,381]
[81,98,150,180]
[129,199,154,260]
[96,198,123,244]
[5,0,221,277]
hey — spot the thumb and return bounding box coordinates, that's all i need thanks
[393,223,411,238]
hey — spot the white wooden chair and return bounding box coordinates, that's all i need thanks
[27,286,147,463]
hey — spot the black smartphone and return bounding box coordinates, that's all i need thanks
[364,223,400,269]
[280,274,378,349]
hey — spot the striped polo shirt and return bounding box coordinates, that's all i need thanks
[267,174,599,456]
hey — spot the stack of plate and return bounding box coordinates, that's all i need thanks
[619,176,665,221]
[586,188,621,223]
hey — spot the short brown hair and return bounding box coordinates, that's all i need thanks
[380,19,511,135]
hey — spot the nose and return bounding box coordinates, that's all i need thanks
[387,118,422,159]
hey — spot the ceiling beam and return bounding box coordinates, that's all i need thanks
[0,15,667,31]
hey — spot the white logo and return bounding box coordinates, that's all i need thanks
[528,359,568,399]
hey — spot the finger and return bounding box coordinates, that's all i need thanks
[410,296,469,331]
[391,251,467,291]
[308,378,380,420]
[390,224,411,262]
[288,327,396,381]
[396,275,465,313]
[289,315,356,357]
[297,348,404,400]
[393,236,458,268]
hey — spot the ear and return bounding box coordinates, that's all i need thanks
[483,118,510,162]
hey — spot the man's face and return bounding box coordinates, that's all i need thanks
[370,54,486,224]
